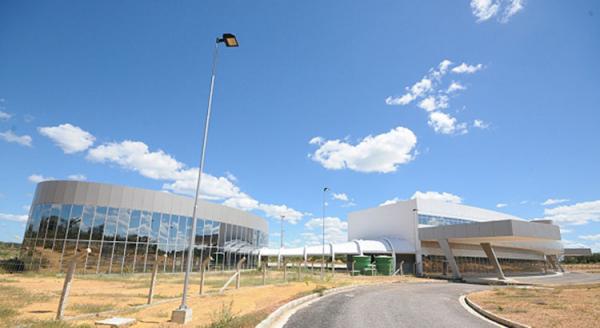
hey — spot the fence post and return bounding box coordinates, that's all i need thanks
[283,259,287,282]
[147,259,159,304]
[199,256,213,295]
[351,261,355,277]
[236,257,246,289]
[262,262,267,285]
[297,262,302,280]
[56,248,90,320]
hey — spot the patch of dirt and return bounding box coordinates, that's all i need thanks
[469,284,600,328]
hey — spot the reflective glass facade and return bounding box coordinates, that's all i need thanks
[20,203,268,274]
[418,214,473,226]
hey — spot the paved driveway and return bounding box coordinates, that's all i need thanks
[283,282,496,328]
[512,272,600,285]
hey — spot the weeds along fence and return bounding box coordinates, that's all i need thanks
[0,258,337,323]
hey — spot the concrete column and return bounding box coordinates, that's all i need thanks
[413,208,423,276]
[480,242,506,280]
[437,239,461,279]
[547,255,564,273]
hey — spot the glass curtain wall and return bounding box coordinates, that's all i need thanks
[20,203,267,274]
[418,214,473,226]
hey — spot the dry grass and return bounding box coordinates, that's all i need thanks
[0,270,429,327]
[563,264,600,274]
[469,283,600,327]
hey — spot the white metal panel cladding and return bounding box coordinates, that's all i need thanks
[31,180,267,232]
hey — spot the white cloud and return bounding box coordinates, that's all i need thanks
[412,191,462,204]
[0,110,11,120]
[386,60,481,135]
[380,191,462,206]
[309,136,324,145]
[67,174,87,181]
[410,78,434,97]
[536,200,600,225]
[428,112,468,135]
[385,93,416,106]
[470,0,500,22]
[502,0,524,22]
[0,213,28,223]
[496,203,508,208]
[0,130,32,147]
[86,139,305,224]
[28,174,55,183]
[380,197,401,206]
[418,95,449,112]
[304,216,348,245]
[225,171,237,182]
[580,234,600,241]
[473,119,490,129]
[542,198,569,206]
[332,193,349,202]
[452,63,484,74]
[256,203,304,224]
[560,227,572,234]
[309,126,417,173]
[447,81,467,93]
[562,239,588,249]
[88,140,183,180]
[385,60,451,106]
[38,123,96,154]
[470,0,524,22]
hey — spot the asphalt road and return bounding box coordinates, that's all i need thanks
[283,282,496,328]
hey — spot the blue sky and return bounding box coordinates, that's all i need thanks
[1,1,599,251]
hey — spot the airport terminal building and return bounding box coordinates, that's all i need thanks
[20,180,563,279]
[19,180,269,274]
[262,198,563,279]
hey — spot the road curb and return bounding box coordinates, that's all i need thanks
[256,283,384,328]
[464,294,531,328]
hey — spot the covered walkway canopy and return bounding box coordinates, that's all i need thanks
[256,238,415,271]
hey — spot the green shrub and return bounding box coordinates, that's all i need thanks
[205,301,237,328]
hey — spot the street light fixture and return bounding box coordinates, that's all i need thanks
[171,33,239,324]
[219,33,239,47]
[321,187,329,279]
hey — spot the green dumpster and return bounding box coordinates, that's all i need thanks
[375,256,393,275]
[352,255,371,274]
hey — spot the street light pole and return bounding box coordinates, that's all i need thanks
[321,187,329,279]
[280,215,285,249]
[171,33,238,325]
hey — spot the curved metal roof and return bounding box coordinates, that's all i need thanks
[32,180,268,232]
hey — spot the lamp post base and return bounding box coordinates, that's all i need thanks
[171,308,192,324]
